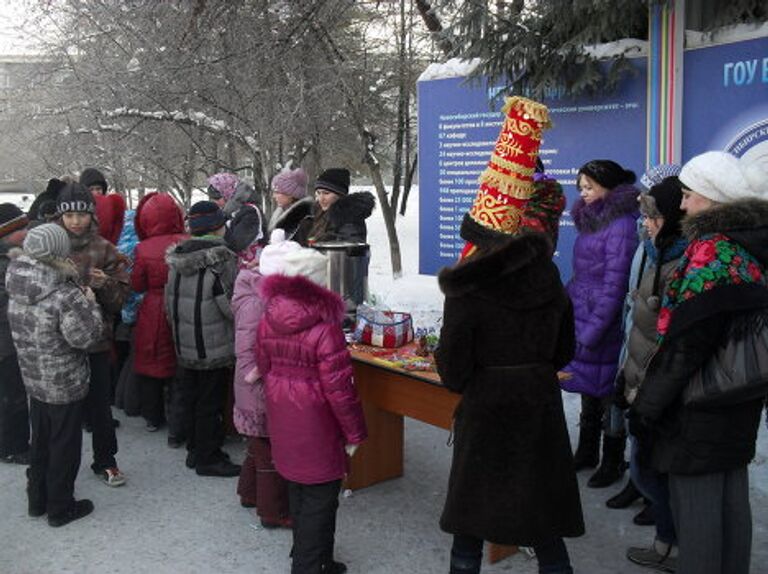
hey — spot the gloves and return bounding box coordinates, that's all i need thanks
[345,444,359,457]
[244,366,260,384]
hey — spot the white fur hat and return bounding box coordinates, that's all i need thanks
[259,228,301,276]
[740,155,768,199]
[679,151,748,204]
[281,248,328,287]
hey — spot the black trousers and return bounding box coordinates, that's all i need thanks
[85,352,118,471]
[289,479,342,574]
[28,398,84,517]
[0,354,29,457]
[179,367,229,465]
[137,374,172,427]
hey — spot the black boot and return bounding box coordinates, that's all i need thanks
[449,556,481,574]
[573,395,602,471]
[587,434,627,488]
[633,502,656,526]
[606,479,642,509]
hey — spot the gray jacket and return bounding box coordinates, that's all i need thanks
[165,237,237,370]
[6,255,103,404]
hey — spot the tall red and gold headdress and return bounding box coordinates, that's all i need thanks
[459,96,552,259]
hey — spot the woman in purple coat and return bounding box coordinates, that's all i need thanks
[563,160,639,488]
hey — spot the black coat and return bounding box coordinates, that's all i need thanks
[436,233,584,546]
[634,199,768,475]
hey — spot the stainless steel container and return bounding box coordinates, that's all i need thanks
[311,241,370,326]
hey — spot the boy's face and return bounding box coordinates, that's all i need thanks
[62,212,92,236]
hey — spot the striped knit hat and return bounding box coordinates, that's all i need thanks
[187,200,226,236]
[24,223,70,261]
[0,203,28,239]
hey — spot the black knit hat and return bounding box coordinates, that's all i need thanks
[57,183,96,215]
[79,168,108,194]
[315,168,350,196]
[187,200,226,236]
[578,160,636,190]
[0,203,28,239]
[640,176,684,246]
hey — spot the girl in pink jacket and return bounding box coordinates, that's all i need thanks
[256,244,367,574]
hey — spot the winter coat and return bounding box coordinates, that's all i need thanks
[93,192,126,245]
[165,236,237,370]
[622,238,687,404]
[256,274,367,485]
[116,210,142,325]
[563,184,639,397]
[131,193,187,378]
[435,233,584,546]
[231,267,268,437]
[59,220,131,353]
[293,191,375,246]
[6,255,103,404]
[267,196,314,239]
[0,243,21,361]
[634,199,768,475]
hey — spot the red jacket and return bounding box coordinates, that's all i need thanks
[257,274,367,484]
[94,193,126,245]
[131,193,187,378]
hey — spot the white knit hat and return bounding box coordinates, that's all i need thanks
[281,248,328,287]
[679,151,748,203]
[740,155,768,199]
[24,223,70,261]
[259,228,301,276]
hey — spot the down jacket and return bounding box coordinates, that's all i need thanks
[436,233,584,546]
[231,267,268,437]
[131,193,187,378]
[6,256,103,404]
[563,184,639,397]
[256,273,367,485]
[165,236,237,370]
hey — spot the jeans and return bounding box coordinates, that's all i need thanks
[628,434,676,545]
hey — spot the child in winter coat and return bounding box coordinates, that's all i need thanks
[79,167,126,245]
[57,183,131,487]
[0,204,29,464]
[6,224,104,527]
[165,200,240,478]
[268,168,314,239]
[231,230,298,528]
[563,160,639,489]
[131,193,187,432]
[257,245,367,574]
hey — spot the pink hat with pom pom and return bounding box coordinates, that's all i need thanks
[271,168,309,200]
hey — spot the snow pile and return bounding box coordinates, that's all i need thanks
[418,58,482,82]
[686,21,768,48]
[582,38,648,59]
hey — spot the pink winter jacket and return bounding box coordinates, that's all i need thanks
[231,266,268,437]
[257,274,367,485]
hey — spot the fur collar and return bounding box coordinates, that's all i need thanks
[274,196,314,233]
[327,191,375,225]
[438,233,561,307]
[165,237,236,275]
[571,184,639,233]
[260,273,345,333]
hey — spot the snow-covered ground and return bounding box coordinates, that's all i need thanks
[0,187,766,573]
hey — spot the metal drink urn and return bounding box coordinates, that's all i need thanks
[311,241,370,328]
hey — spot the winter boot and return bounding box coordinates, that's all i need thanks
[626,538,678,572]
[606,479,642,508]
[634,502,656,526]
[449,548,482,574]
[587,434,627,488]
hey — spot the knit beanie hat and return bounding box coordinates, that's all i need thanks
[315,168,350,196]
[207,172,240,201]
[639,176,685,243]
[578,160,636,190]
[57,183,96,215]
[187,200,226,236]
[272,168,309,200]
[259,229,302,276]
[79,168,108,194]
[24,223,70,261]
[459,96,552,258]
[0,203,28,239]
[281,247,328,287]
[679,151,747,204]
[640,163,681,192]
[740,155,768,199]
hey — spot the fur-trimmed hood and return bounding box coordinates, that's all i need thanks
[260,273,345,336]
[327,191,375,225]
[6,254,80,305]
[438,232,561,308]
[571,183,639,233]
[165,237,237,276]
[683,199,768,266]
[273,196,314,232]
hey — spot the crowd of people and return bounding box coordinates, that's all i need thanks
[0,95,767,574]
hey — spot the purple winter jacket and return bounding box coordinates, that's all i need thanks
[231,266,268,438]
[256,273,367,485]
[563,184,639,397]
